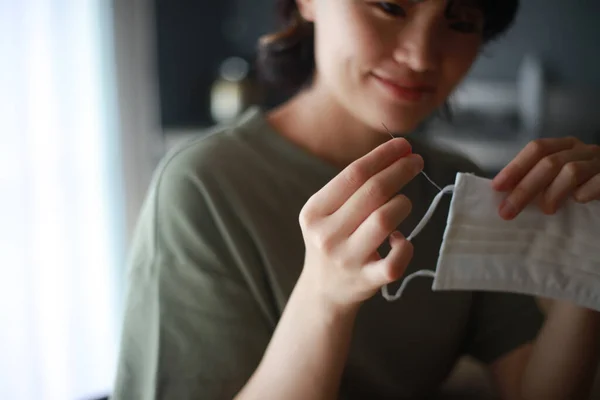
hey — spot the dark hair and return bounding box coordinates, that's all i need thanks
[257,0,520,93]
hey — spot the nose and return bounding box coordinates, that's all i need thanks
[392,15,442,73]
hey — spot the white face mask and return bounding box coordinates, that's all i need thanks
[382,173,600,312]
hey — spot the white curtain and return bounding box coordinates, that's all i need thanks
[0,1,124,399]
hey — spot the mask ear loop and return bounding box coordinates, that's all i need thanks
[406,184,455,242]
[381,124,455,302]
[381,185,455,301]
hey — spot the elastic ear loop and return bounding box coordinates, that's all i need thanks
[381,183,455,301]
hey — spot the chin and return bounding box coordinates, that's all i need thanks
[353,92,430,135]
[368,105,425,135]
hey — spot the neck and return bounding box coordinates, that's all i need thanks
[267,81,394,169]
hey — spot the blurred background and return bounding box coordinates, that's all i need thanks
[0,1,598,399]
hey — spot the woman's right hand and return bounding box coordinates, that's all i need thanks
[298,138,424,311]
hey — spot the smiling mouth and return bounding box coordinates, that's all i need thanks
[371,73,436,103]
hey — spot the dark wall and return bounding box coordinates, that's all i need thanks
[224,0,276,54]
[469,1,600,86]
[154,0,277,128]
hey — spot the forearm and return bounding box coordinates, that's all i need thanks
[236,271,358,400]
[521,300,600,399]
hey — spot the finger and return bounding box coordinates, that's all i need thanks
[493,137,579,191]
[334,153,423,235]
[574,173,600,203]
[304,138,412,218]
[362,232,413,287]
[345,194,412,261]
[542,159,600,213]
[499,146,592,220]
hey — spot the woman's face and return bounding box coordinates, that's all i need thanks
[298,0,484,133]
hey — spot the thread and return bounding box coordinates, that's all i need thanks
[406,184,454,241]
[381,184,454,301]
[382,123,442,192]
[380,122,454,302]
[381,269,436,301]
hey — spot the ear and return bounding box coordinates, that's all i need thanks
[296,0,315,22]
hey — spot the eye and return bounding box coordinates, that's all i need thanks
[374,2,406,18]
[446,5,484,34]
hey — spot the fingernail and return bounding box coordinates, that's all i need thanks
[410,153,424,170]
[390,231,403,240]
[574,190,592,204]
[544,197,558,214]
[492,174,509,191]
[492,179,505,191]
[499,199,517,220]
[554,197,567,212]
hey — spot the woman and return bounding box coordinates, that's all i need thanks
[113,1,600,399]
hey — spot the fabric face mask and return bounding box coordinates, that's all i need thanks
[382,173,600,312]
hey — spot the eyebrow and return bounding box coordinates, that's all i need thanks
[446,0,484,14]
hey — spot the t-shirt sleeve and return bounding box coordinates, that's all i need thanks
[462,291,545,364]
[111,146,272,400]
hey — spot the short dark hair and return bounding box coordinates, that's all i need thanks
[257,0,519,93]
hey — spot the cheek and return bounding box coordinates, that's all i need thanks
[315,3,385,83]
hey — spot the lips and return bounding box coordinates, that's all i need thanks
[371,73,436,103]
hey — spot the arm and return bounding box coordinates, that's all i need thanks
[491,301,600,400]
[235,272,358,400]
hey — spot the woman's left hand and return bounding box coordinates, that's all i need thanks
[492,137,600,220]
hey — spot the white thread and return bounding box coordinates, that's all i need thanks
[406,184,455,241]
[381,186,454,301]
[381,269,436,301]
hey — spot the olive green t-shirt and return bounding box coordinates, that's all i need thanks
[112,107,544,400]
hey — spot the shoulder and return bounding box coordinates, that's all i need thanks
[152,106,281,212]
[128,108,270,264]
[158,108,266,187]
